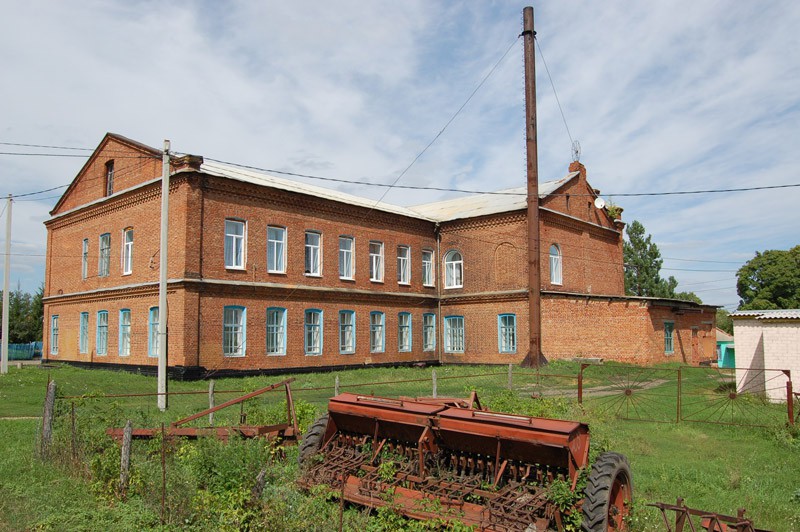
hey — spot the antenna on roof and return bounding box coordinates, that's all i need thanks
[571,140,581,162]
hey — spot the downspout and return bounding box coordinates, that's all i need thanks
[435,222,442,364]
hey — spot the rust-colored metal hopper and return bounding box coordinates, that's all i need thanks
[298,392,632,531]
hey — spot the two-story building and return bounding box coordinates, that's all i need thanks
[42,133,717,376]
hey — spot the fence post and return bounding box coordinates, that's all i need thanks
[119,420,133,499]
[787,377,794,426]
[160,423,166,524]
[335,375,340,396]
[432,369,437,398]
[40,379,56,458]
[70,402,77,461]
[676,367,682,423]
[208,380,215,426]
[508,364,513,390]
[578,364,587,405]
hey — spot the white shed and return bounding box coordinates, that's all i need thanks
[731,309,799,402]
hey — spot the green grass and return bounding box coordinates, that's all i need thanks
[0,362,798,531]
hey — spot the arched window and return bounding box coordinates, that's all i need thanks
[444,250,463,289]
[549,244,562,285]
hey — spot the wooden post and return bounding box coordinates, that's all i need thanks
[787,377,794,426]
[208,380,215,426]
[335,375,340,396]
[40,380,56,458]
[70,401,77,461]
[160,423,166,524]
[508,364,513,390]
[432,369,438,398]
[676,367,682,423]
[119,420,133,499]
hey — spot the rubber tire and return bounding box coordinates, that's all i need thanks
[297,414,329,466]
[581,451,633,531]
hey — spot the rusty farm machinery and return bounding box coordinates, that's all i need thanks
[298,392,633,531]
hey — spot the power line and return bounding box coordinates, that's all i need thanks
[535,36,573,147]
[663,257,743,265]
[662,267,738,273]
[0,151,90,158]
[0,142,93,151]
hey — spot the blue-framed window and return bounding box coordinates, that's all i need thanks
[498,314,517,354]
[398,312,411,352]
[223,306,246,357]
[98,233,111,277]
[79,312,89,354]
[339,310,356,354]
[96,310,108,356]
[148,307,159,358]
[266,307,287,356]
[81,239,89,280]
[370,311,385,353]
[664,321,675,354]
[305,309,323,355]
[422,313,436,351]
[50,315,59,355]
[119,309,131,357]
[444,316,464,353]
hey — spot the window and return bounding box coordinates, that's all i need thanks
[498,314,517,353]
[423,313,436,351]
[266,307,286,356]
[398,312,411,352]
[422,250,434,287]
[105,160,114,196]
[304,231,321,275]
[122,228,134,275]
[119,309,131,356]
[96,310,108,356]
[664,322,675,354]
[369,241,384,282]
[79,312,89,354]
[50,315,59,355]
[148,307,159,358]
[267,226,286,273]
[305,309,323,355]
[549,244,562,285]
[98,233,111,277]
[339,236,354,279]
[81,239,89,279]
[339,310,355,354]
[397,246,411,284]
[223,306,246,357]
[444,250,463,288]
[370,311,385,353]
[444,316,465,353]
[224,219,246,269]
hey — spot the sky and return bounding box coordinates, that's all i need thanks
[1,1,798,310]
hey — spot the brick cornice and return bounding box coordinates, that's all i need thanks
[440,211,527,233]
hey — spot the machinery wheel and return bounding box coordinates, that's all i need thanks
[581,452,633,531]
[297,414,329,466]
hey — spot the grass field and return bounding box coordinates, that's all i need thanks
[0,363,797,531]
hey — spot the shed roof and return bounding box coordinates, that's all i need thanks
[731,309,800,320]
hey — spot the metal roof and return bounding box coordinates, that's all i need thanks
[731,309,800,320]
[408,172,579,222]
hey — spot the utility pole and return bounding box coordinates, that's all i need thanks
[157,141,170,410]
[1,194,10,375]
[521,6,544,369]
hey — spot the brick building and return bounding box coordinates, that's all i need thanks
[42,133,717,376]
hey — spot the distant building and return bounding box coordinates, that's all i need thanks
[42,133,717,377]
[716,327,735,368]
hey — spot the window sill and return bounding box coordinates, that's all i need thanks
[339,277,355,282]
[267,353,286,357]
[444,285,463,290]
[423,348,435,352]
[223,353,246,358]
[423,283,435,288]
[370,350,385,354]
[399,349,411,353]
[267,270,287,275]
[340,351,355,355]
[225,266,246,271]
[370,279,384,284]
[122,272,132,277]
[304,273,322,278]
[551,282,563,286]
[304,352,322,357]
[398,282,411,286]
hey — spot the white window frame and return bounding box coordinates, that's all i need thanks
[96,310,108,356]
[339,310,356,354]
[423,313,436,351]
[224,219,246,270]
[223,306,246,357]
[339,236,355,280]
[81,239,89,280]
[398,312,411,352]
[369,241,384,282]
[422,249,434,287]
[50,315,59,355]
[370,311,385,353]
[444,250,463,289]
[267,226,286,273]
[122,228,134,275]
[397,245,411,285]
[148,307,159,358]
[266,307,287,356]
[305,309,323,356]
[98,233,111,277]
[119,309,131,356]
[549,244,562,285]
[498,314,517,354]
[79,312,89,354]
[304,231,322,276]
[105,160,114,196]
[444,315,465,353]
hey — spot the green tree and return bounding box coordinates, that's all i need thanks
[623,220,701,303]
[737,245,800,310]
[716,308,733,334]
[0,285,44,343]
